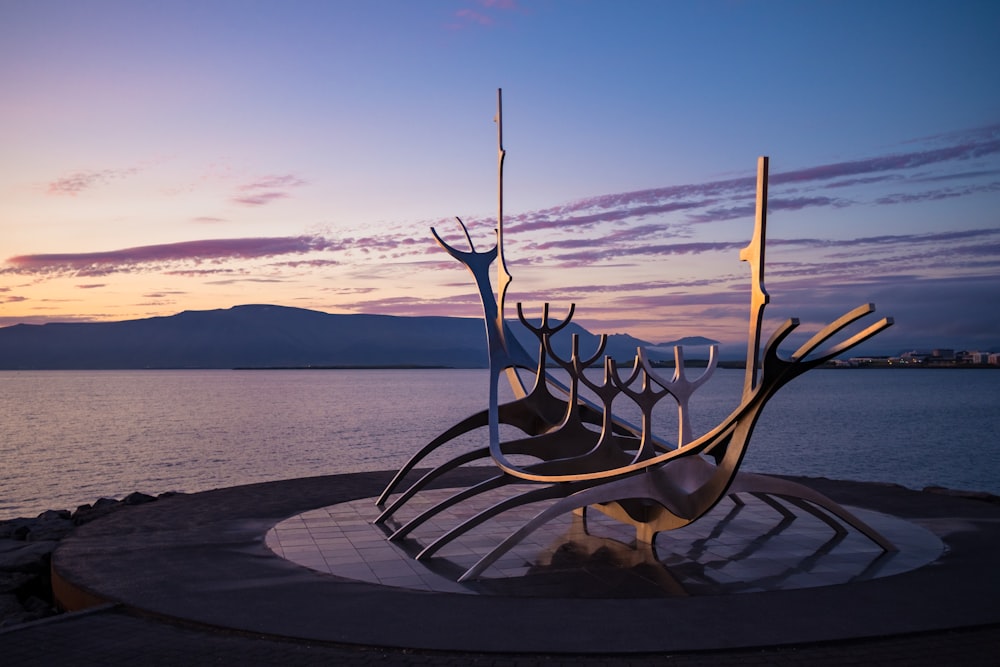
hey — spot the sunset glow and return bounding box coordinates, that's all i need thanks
[2,1,998,353]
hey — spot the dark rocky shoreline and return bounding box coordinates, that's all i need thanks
[0,491,180,629]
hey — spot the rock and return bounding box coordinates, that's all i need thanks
[0,513,76,542]
[70,505,93,522]
[22,595,54,616]
[2,490,160,628]
[0,593,24,618]
[26,517,76,542]
[0,571,33,594]
[0,519,32,540]
[123,491,156,505]
[0,592,48,627]
[72,497,122,525]
[1,614,34,628]
[0,540,58,573]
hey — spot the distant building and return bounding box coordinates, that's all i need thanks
[842,356,891,367]
[890,350,997,367]
[899,350,931,365]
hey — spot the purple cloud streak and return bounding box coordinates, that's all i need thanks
[231,174,306,206]
[447,0,520,30]
[5,236,340,277]
[47,167,141,196]
[514,125,1000,230]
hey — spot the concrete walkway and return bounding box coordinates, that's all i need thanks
[2,470,999,663]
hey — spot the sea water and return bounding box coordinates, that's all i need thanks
[1,368,997,519]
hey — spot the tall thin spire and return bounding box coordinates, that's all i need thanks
[495,88,512,329]
[740,156,770,398]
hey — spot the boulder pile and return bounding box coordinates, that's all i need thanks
[0,491,178,629]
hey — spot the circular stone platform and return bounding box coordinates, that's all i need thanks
[266,486,942,598]
[51,469,1000,654]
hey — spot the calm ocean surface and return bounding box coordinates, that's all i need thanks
[2,368,998,519]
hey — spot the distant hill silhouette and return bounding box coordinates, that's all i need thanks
[0,305,717,370]
[655,335,719,348]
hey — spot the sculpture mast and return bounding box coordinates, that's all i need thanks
[495,88,513,336]
[739,156,770,398]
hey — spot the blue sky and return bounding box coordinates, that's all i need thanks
[1,0,998,355]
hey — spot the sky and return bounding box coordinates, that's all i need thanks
[1,0,998,357]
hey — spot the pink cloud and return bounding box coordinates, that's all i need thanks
[561,278,721,295]
[874,180,1000,205]
[248,175,305,189]
[772,136,1000,186]
[447,0,521,30]
[455,8,493,25]
[232,191,290,206]
[143,291,186,298]
[231,174,306,206]
[164,269,241,277]
[606,291,749,309]
[823,175,900,189]
[322,286,377,295]
[550,240,743,265]
[542,226,1000,269]
[270,259,342,269]
[510,199,712,234]
[512,124,999,230]
[527,224,666,251]
[76,283,106,289]
[203,277,287,286]
[5,235,341,277]
[47,166,140,196]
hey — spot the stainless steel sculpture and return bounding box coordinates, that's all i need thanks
[377,90,896,582]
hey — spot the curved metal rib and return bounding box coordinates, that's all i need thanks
[376,389,572,510]
[418,480,591,561]
[376,413,492,508]
[375,446,489,524]
[730,471,896,551]
[389,472,511,541]
[457,474,653,581]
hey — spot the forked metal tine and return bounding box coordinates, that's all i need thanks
[792,303,876,361]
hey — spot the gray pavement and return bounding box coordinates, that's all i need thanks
[2,470,999,664]
[3,605,1000,666]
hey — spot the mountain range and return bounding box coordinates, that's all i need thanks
[0,304,721,370]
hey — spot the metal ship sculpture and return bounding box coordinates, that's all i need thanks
[375,90,895,582]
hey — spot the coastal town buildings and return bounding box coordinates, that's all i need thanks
[834,350,1000,368]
